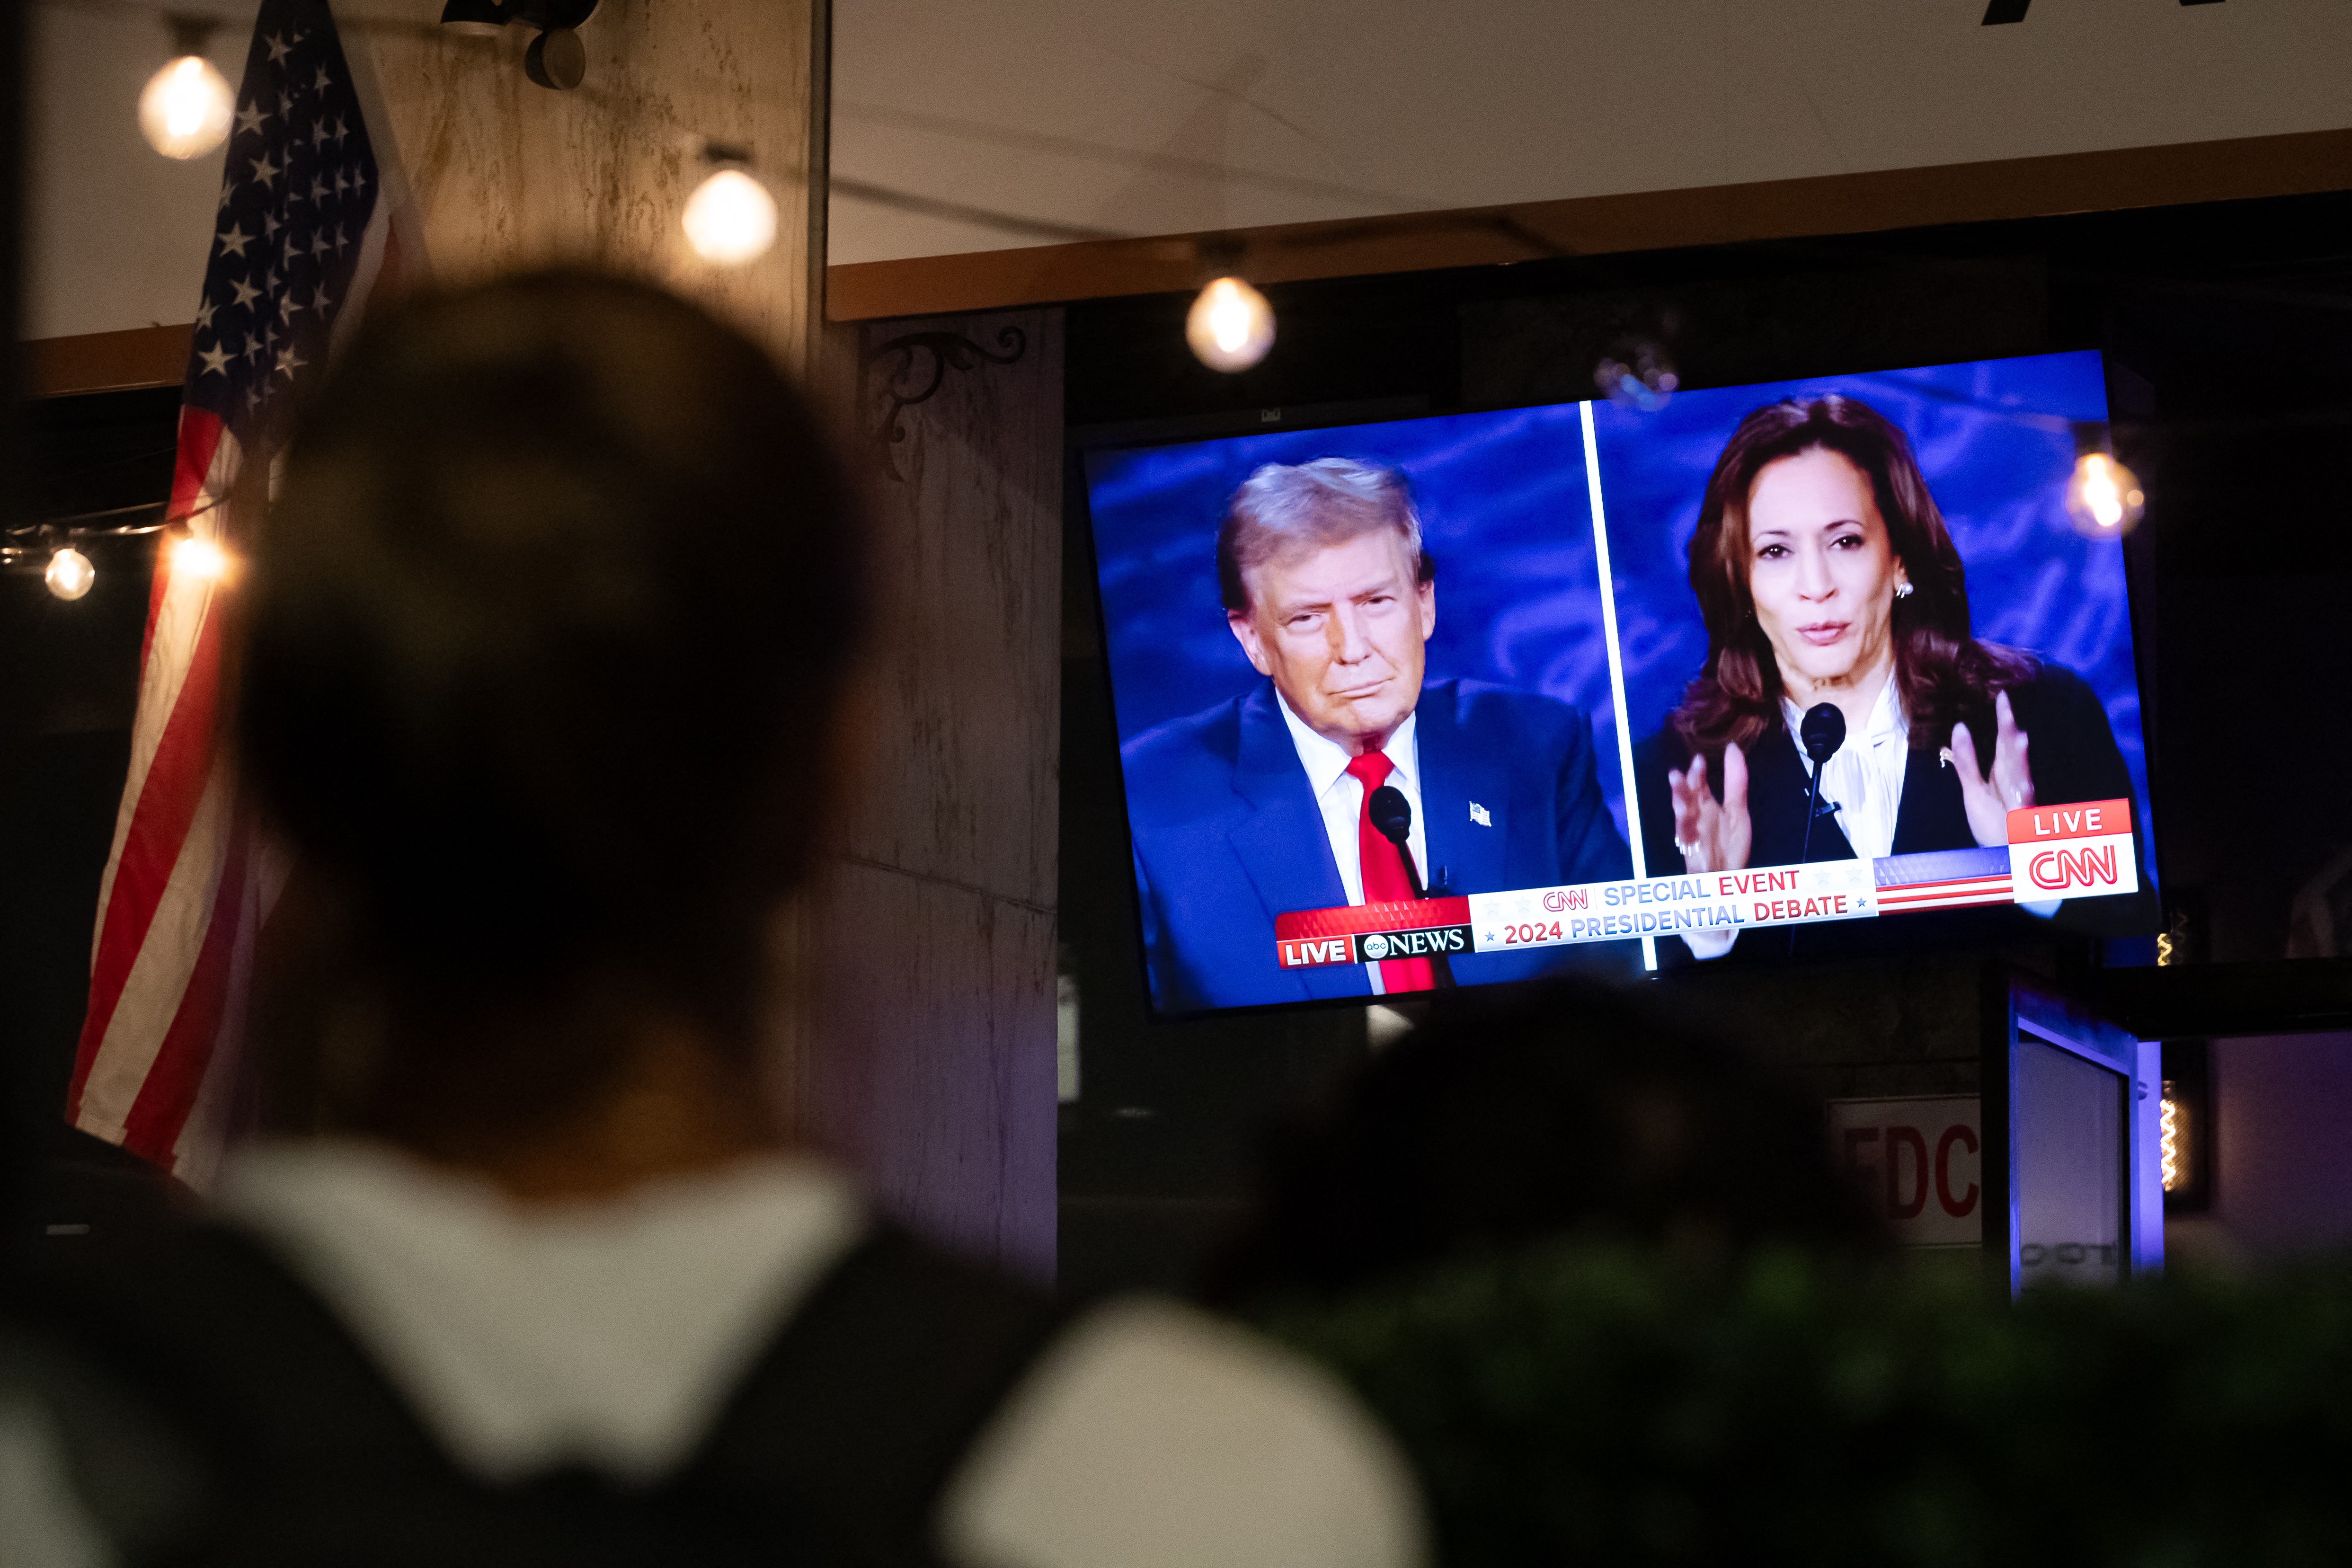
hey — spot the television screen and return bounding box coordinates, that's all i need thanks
[1082,351,2157,1016]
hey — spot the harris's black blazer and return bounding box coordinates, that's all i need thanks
[1632,662,2156,962]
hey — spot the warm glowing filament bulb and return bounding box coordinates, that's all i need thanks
[139,55,234,160]
[682,168,778,265]
[2083,456,2123,528]
[45,547,95,601]
[2159,1086,2184,1193]
[2065,452,2145,538]
[172,535,231,582]
[1185,277,1275,372]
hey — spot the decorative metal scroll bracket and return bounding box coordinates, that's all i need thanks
[860,326,1027,482]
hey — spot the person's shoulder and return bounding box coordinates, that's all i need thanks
[2007,658,2108,725]
[940,1295,1424,1568]
[1121,691,1253,770]
[1120,691,1261,818]
[1633,724,1688,778]
[1432,678,1590,747]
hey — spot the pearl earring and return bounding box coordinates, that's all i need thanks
[1894,581,1915,599]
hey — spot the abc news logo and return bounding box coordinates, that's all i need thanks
[1356,925,1470,963]
[1276,924,1472,969]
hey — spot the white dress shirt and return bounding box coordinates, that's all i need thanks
[1275,695,1429,996]
[1789,677,1909,866]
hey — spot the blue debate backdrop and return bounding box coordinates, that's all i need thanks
[1083,348,2151,894]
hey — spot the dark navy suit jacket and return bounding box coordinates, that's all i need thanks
[1124,677,1635,1013]
[1632,662,2156,962]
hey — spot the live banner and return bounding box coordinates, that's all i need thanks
[1275,798,2136,970]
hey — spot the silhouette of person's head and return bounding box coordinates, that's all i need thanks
[1207,980,1885,1304]
[237,271,863,1167]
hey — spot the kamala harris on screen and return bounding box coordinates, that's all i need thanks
[1631,395,2154,962]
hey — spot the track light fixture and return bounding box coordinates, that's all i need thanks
[439,0,598,90]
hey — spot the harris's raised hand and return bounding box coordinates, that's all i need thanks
[1667,741,1751,875]
[1950,689,2036,847]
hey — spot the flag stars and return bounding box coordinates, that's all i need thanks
[330,116,347,145]
[333,169,350,197]
[262,208,280,238]
[196,342,233,378]
[332,224,348,254]
[310,176,330,204]
[275,343,307,380]
[249,151,281,190]
[194,295,217,331]
[313,280,333,311]
[309,231,333,262]
[216,222,253,258]
[312,66,332,92]
[235,99,269,136]
[264,31,293,64]
[229,275,261,310]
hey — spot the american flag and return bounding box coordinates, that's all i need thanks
[69,0,397,1179]
[1873,846,2016,914]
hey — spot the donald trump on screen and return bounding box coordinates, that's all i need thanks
[1121,458,1634,1012]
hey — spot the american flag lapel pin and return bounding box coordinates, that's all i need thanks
[1469,801,1491,827]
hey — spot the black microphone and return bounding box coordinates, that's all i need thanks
[1366,784,1456,989]
[1792,702,1846,958]
[1800,702,1846,768]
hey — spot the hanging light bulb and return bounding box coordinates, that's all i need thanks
[2065,451,2145,538]
[138,44,234,160]
[2160,1080,2185,1194]
[683,163,777,266]
[1186,276,1275,372]
[171,534,231,583]
[45,547,95,602]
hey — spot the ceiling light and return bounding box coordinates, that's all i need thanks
[1186,276,1274,373]
[683,162,777,266]
[138,21,233,161]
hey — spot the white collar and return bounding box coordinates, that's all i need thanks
[1782,674,1906,749]
[1274,690,1419,799]
[218,1139,865,1483]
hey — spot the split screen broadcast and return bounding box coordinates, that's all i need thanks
[1083,352,2158,1016]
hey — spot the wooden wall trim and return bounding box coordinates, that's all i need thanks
[825,124,2352,323]
[25,323,191,397]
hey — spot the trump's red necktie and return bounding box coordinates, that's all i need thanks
[1344,752,1436,994]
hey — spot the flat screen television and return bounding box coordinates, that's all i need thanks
[1079,351,2158,1017]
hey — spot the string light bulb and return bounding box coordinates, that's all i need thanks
[682,164,777,266]
[138,45,234,160]
[2065,451,2144,538]
[1186,276,1275,372]
[2160,1080,2185,1193]
[171,534,231,583]
[45,547,95,602]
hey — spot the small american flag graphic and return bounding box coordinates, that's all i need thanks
[68,0,398,1179]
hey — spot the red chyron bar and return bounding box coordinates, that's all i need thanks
[1273,797,2137,968]
[1274,897,1473,970]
